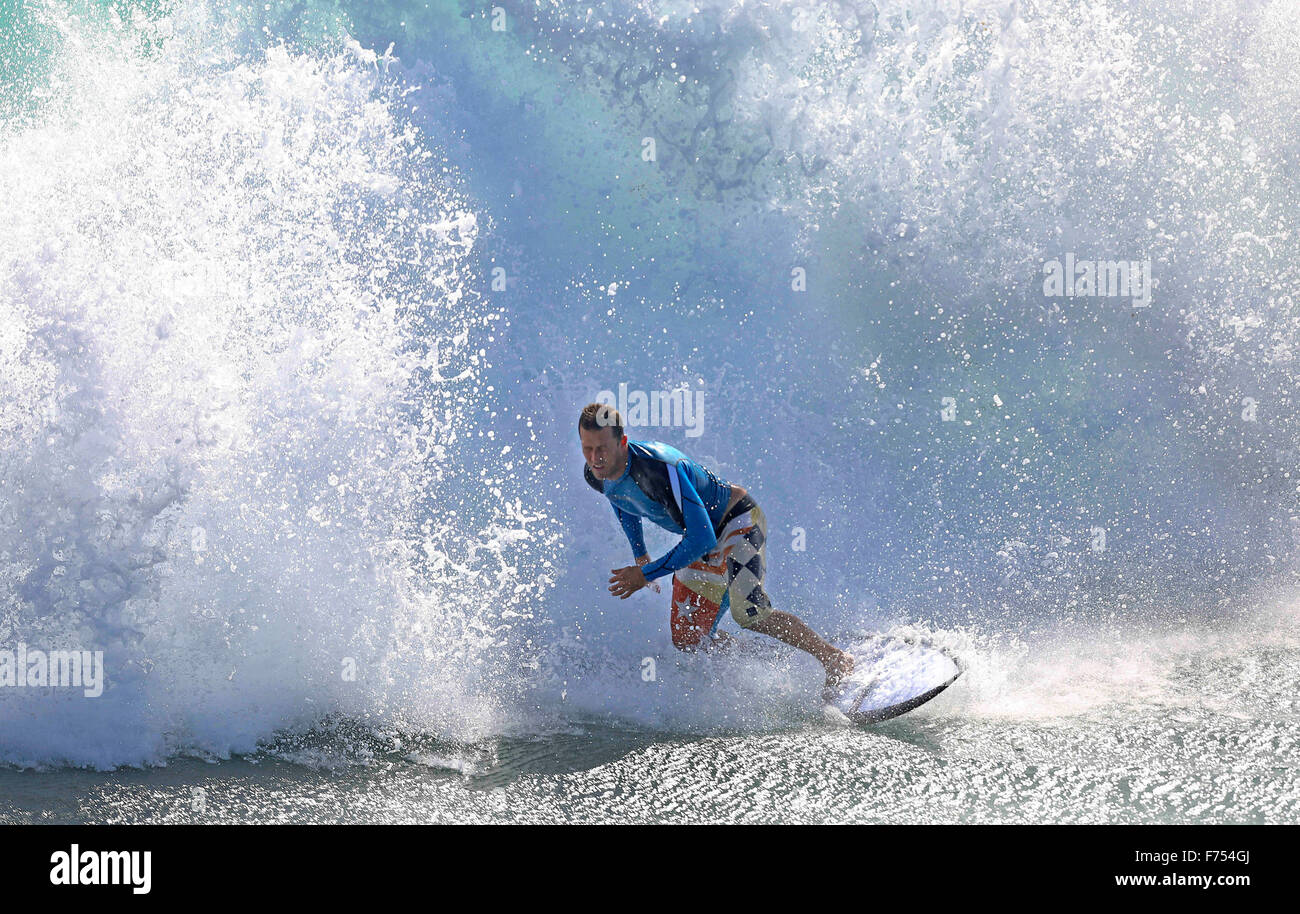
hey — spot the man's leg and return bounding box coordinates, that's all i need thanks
[670,567,727,651]
[750,610,854,696]
[722,502,854,697]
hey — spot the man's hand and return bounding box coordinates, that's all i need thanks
[634,554,661,594]
[609,564,650,599]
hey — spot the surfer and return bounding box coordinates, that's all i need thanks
[579,402,854,698]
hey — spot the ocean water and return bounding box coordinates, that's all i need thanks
[1,0,1297,823]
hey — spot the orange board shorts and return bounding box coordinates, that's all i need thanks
[669,500,772,650]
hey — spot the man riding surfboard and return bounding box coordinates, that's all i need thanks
[579,402,854,698]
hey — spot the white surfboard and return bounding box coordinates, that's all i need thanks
[826,635,961,723]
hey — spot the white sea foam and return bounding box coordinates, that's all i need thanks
[0,4,557,768]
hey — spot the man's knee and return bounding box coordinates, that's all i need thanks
[729,585,773,630]
[670,577,722,650]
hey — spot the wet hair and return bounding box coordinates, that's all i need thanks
[578,402,624,440]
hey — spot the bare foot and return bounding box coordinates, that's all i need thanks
[821,650,855,702]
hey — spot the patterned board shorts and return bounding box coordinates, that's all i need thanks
[669,497,772,650]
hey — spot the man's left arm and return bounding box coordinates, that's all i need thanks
[609,464,717,599]
[640,464,717,581]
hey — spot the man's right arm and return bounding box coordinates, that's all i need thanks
[613,509,660,594]
[614,505,647,560]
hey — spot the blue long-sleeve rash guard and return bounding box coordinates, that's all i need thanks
[585,440,734,582]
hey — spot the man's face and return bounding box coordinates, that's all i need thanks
[580,425,628,480]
